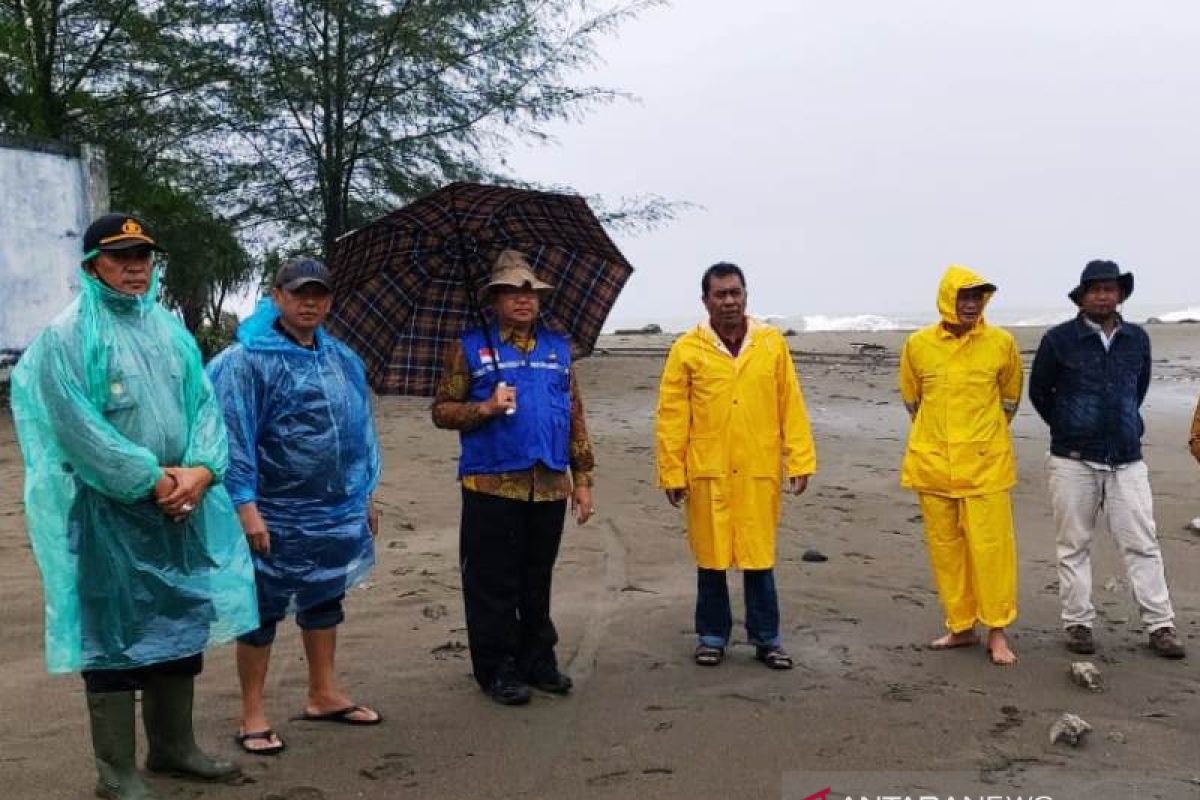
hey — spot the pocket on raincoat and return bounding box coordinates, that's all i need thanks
[902,440,948,491]
[948,439,1015,493]
[686,433,727,479]
[748,433,784,478]
[102,370,139,415]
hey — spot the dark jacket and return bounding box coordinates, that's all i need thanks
[1029,314,1150,465]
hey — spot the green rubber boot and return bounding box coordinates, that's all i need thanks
[86,691,157,800]
[142,675,240,781]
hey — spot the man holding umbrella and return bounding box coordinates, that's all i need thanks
[432,250,596,706]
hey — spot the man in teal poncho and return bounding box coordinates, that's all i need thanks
[10,213,259,800]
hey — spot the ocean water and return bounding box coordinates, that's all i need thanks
[1155,305,1200,323]
[608,303,1200,334]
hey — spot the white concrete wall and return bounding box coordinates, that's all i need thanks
[0,143,97,353]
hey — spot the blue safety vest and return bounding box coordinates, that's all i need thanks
[458,324,572,477]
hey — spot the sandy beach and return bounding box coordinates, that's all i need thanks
[1,322,1198,800]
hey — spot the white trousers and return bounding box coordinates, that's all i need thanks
[1046,455,1175,631]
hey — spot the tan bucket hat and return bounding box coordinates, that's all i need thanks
[481,250,554,300]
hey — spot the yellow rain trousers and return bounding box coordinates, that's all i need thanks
[899,265,1022,631]
[656,320,816,570]
[919,493,1017,631]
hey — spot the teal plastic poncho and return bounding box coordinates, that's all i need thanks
[206,299,379,619]
[10,270,259,674]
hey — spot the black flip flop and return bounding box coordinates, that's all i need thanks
[300,704,383,725]
[693,644,724,666]
[235,729,286,756]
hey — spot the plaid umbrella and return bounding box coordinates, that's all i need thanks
[326,182,634,396]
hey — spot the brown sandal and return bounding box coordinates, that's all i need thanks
[694,644,724,666]
[755,646,794,670]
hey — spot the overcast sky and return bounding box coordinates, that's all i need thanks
[507,1,1200,327]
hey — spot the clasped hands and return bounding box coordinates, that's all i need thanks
[153,466,214,523]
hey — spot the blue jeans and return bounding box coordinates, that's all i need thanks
[237,594,346,648]
[695,568,781,649]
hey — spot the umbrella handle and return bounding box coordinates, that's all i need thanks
[498,381,517,415]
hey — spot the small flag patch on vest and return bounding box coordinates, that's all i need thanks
[478,348,496,363]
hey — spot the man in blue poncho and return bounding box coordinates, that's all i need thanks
[10,213,259,799]
[207,257,382,755]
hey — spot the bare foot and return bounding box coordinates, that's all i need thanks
[929,629,979,650]
[987,629,1017,666]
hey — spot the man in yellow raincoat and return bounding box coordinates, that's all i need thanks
[656,262,816,670]
[899,265,1022,666]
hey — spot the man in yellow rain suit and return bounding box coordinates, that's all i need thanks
[899,265,1023,666]
[656,262,816,670]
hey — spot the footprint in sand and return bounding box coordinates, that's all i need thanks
[586,770,631,787]
[262,789,328,800]
[422,603,449,620]
[431,640,467,659]
[882,683,917,702]
[990,705,1024,735]
[359,752,416,782]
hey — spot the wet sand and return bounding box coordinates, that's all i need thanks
[1,323,1198,799]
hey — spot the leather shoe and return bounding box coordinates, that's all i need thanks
[484,675,531,706]
[1149,627,1186,659]
[1064,625,1095,655]
[528,663,573,695]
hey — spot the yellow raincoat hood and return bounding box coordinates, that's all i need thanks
[899,265,1021,498]
[936,264,997,327]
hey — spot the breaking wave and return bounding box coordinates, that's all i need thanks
[1153,306,1200,323]
[796,314,907,332]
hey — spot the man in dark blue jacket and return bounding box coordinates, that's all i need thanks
[1029,260,1185,659]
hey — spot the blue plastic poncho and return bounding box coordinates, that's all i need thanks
[206,299,379,619]
[10,271,259,674]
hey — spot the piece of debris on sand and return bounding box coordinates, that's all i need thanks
[1049,712,1092,746]
[1069,661,1103,692]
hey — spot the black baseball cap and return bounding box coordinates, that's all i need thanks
[82,213,164,261]
[275,257,332,292]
